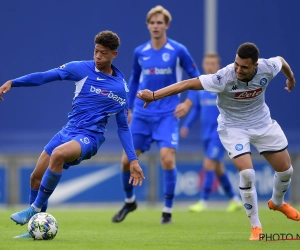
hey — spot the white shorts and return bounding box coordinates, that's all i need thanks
[217,120,288,159]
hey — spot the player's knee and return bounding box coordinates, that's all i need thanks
[161,157,174,169]
[51,148,66,165]
[239,169,255,187]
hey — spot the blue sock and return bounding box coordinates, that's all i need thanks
[33,168,62,209]
[122,171,134,200]
[201,171,214,200]
[163,168,177,209]
[218,173,235,198]
[30,189,48,212]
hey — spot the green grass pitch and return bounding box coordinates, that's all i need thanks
[1,206,300,250]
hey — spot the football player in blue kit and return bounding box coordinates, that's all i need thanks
[112,5,200,224]
[180,53,242,213]
[0,30,145,238]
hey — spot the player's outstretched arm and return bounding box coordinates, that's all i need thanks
[0,80,13,101]
[277,56,296,92]
[129,159,145,186]
[137,77,203,108]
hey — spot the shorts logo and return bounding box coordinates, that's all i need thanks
[235,144,243,151]
[80,137,90,144]
[162,53,170,62]
[260,78,267,86]
[171,133,178,145]
[172,133,178,142]
[244,203,252,210]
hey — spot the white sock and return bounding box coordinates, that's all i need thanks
[31,204,41,212]
[272,166,293,206]
[125,195,135,203]
[163,207,172,214]
[239,169,261,228]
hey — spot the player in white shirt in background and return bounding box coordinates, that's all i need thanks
[136,42,297,240]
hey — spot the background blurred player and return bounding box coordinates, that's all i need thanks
[112,5,200,224]
[136,42,298,240]
[180,53,242,212]
[0,30,144,238]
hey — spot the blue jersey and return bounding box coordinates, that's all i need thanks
[56,61,129,132]
[12,61,128,132]
[183,91,219,140]
[11,61,137,161]
[128,38,200,115]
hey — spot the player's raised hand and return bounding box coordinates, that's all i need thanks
[0,80,13,101]
[285,78,296,92]
[137,89,154,108]
[129,160,145,186]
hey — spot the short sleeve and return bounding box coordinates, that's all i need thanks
[199,68,227,93]
[264,57,282,77]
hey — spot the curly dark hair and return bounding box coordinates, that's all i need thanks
[94,30,120,50]
[236,42,260,63]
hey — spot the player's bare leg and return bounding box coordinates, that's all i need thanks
[263,150,300,221]
[11,141,81,226]
[13,150,50,238]
[30,150,51,190]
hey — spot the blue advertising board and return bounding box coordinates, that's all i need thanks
[0,166,7,204]
[158,161,281,201]
[18,160,289,204]
[19,163,147,204]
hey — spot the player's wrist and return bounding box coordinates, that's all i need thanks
[152,91,157,101]
[287,77,295,81]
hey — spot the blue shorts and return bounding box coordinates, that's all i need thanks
[130,113,179,152]
[44,126,105,169]
[203,136,225,162]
